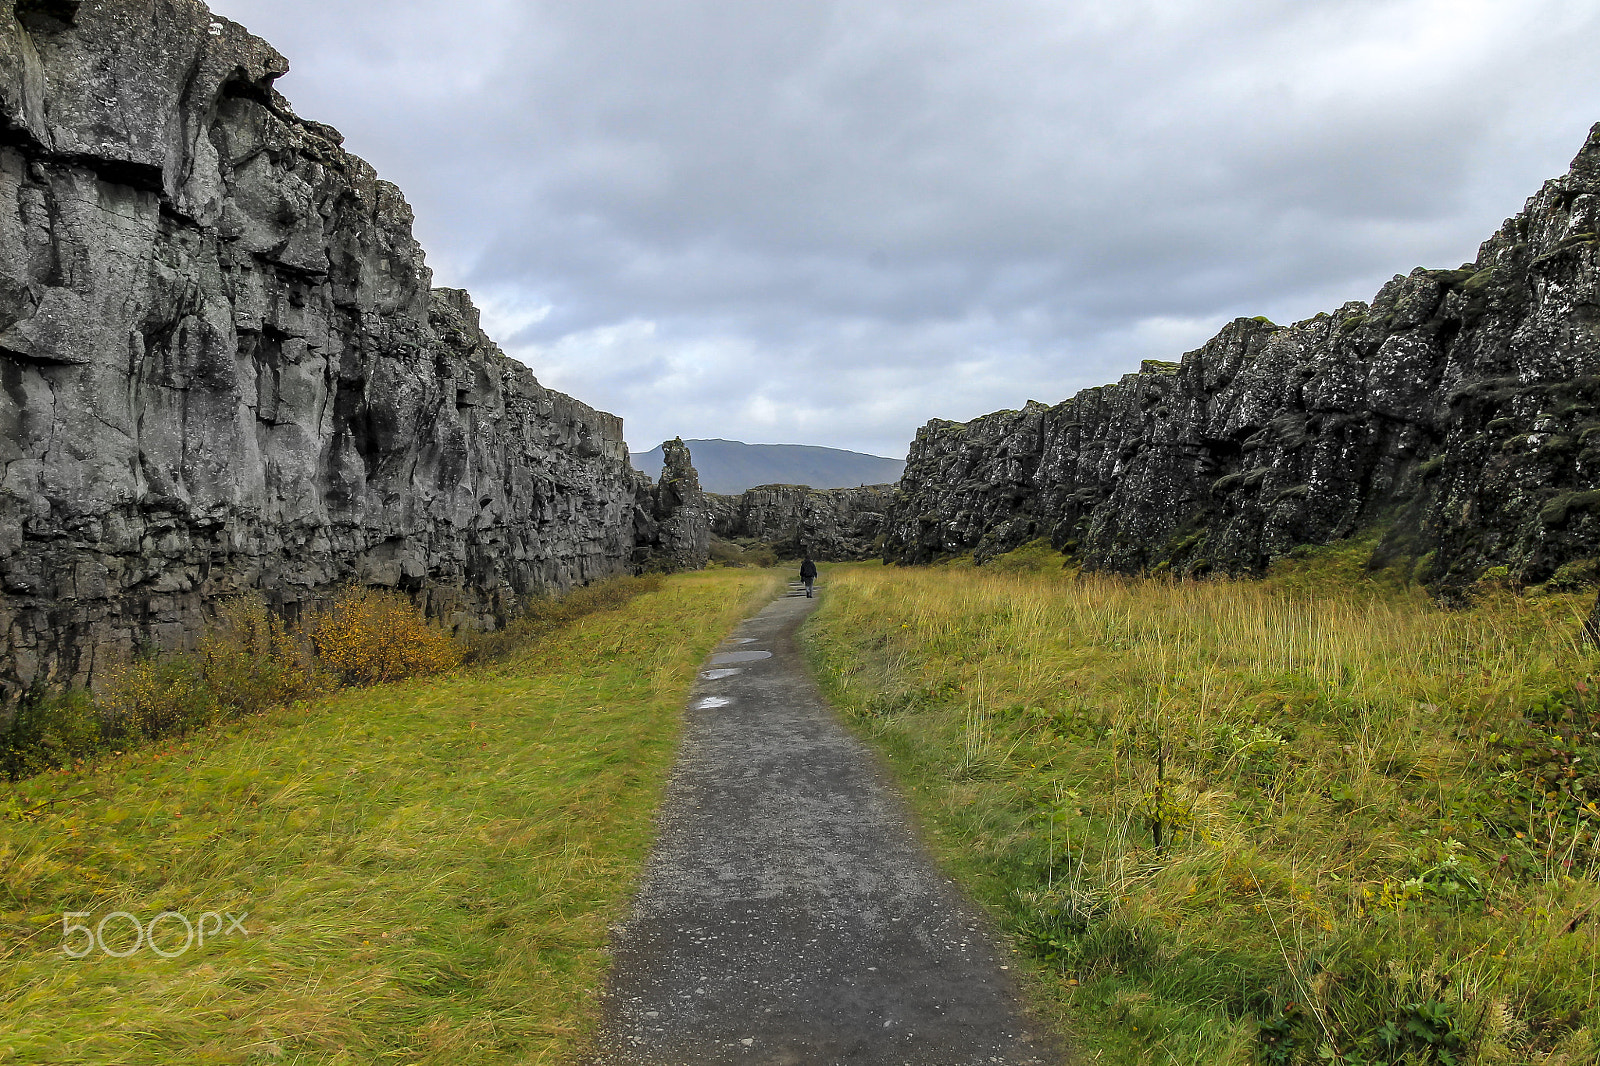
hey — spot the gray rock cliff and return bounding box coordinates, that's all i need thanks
[0,1,656,695]
[708,484,890,561]
[887,123,1600,593]
[633,437,710,572]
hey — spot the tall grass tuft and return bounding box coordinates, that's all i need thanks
[804,547,1600,1065]
[464,573,664,664]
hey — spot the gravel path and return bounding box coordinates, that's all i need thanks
[589,590,1065,1065]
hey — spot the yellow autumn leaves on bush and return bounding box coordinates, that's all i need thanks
[311,587,464,685]
[9,575,656,779]
[92,588,461,749]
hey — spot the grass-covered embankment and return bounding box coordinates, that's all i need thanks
[1,567,779,1064]
[803,547,1600,1065]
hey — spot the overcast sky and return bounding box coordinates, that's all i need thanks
[204,0,1600,459]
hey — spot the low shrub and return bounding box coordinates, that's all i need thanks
[10,577,664,779]
[310,587,464,686]
[96,596,335,745]
[1,684,103,780]
[9,589,463,777]
[99,652,220,740]
[199,596,324,714]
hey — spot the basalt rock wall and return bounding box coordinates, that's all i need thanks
[0,1,652,694]
[634,437,710,572]
[709,484,891,560]
[887,124,1600,592]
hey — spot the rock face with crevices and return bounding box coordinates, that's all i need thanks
[633,437,711,572]
[0,0,667,695]
[886,124,1600,593]
[707,483,891,560]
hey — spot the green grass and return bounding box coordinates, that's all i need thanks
[0,568,780,1064]
[802,549,1600,1066]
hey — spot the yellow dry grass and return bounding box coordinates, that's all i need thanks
[1,568,781,1064]
[804,551,1600,1065]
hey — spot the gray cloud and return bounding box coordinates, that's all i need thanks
[207,0,1600,457]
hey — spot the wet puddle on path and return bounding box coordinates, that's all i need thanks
[700,668,741,680]
[693,696,732,710]
[709,651,772,664]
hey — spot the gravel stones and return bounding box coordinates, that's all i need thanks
[592,595,1060,1065]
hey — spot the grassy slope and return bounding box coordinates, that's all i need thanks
[0,568,779,1065]
[802,550,1600,1066]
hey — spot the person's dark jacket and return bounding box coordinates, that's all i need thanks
[800,557,818,581]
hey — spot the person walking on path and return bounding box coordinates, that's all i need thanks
[800,553,818,598]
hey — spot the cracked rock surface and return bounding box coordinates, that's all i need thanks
[635,437,712,572]
[707,483,892,561]
[886,124,1600,593]
[591,594,1062,1066]
[0,1,674,693]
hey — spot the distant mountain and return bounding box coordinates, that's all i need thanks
[630,439,905,495]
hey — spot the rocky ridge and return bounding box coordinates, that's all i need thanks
[634,437,711,572]
[886,124,1600,596]
[0,1,698,695]
[632,438,905,496]
[708,483,891,561]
